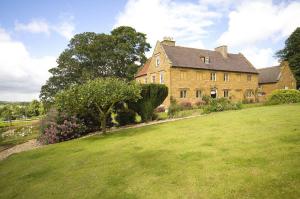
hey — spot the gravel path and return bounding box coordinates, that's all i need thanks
[0,139,42,161]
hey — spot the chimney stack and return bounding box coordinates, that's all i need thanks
[161,36,175,46]
[215,45,228,58]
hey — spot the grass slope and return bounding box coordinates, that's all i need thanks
[0,104,300,199]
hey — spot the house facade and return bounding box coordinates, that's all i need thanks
[258,61,297,101]
[135,38,259,107]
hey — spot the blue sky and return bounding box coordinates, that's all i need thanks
[0,0,300,101]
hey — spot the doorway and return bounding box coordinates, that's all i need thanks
[211,89,217,98]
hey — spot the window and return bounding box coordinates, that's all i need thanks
[205,56,210,64]
[180,90,187,98]
[155,56,160,67]
[196,90,202,98]
[247,74,252,81]
[211,72,216,81]
[180,71,187,80]
[144,77,147,83]
[224,90,229,98]
[246,90,252,97]
[284,85,288,89]
[160,72,164,84]
[152,75,155,83]
[224,73,229,82]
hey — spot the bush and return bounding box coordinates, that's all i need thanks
[168,98,181,118]
[202,95,212,104]
[128,84,168,122]
[203,98,242,114]
[39,111,87,144]
[179,101,192,110]
[155,106,165,113]
[194,100,206,108]
[266,89,300,105]
[115,108,136,126]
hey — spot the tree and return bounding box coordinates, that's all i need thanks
[28,100,42,117]
[40,26,150,103]
[128,84,168,122]
[55,78,141,133]
[276,27,300,88]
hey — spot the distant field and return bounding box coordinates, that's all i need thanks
[0,104,299,199]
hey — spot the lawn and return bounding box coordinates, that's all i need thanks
[0,104,299,199]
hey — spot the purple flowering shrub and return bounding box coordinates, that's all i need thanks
[39,109,87,144]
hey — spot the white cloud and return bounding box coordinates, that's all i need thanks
[218,0,300,47]
[15,19,50,35]
[0,28,56,101]
[115,0,220,49]
[241,47,279,68]
[14,17,75,40]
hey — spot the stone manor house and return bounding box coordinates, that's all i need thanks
[135,37,296,107]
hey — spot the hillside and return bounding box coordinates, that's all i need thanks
[0,104,299,199]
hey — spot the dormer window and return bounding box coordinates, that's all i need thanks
[205,56,210,64]
[155,56,160,67]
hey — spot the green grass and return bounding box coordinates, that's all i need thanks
[157,108,203,120]
[0,104,300,199]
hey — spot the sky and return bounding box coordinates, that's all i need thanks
[0,0,300,101]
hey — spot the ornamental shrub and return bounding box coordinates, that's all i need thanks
[128,84,168,122]
[115,108,136,126]
[39,110,87,144]
[168,97,181,118]
[203,98,242,114]
[266,89,300,105]
[179,101,192,110]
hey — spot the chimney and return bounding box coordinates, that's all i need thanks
[161,36,175,46]
[215,45,228,58]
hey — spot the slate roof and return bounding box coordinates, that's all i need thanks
[162,44,258,74]
[135,58,151,77]
[258,65,281,84]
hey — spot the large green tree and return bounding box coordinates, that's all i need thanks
[40,26,150,104]
[276,27,300,88]
[55,78,141,133]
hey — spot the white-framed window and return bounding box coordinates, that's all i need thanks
[144,77,147,83]
[152,75,155,83]
[224,89,229,98]
[224,73,229,82]
[155,56,160,67]
[180,90,187,98]
[205,56,210,64]
[160,72,164,84]
[284,85,288,89]
[211,72,216,81]
[196,90,202,98]
[247,74,252,81]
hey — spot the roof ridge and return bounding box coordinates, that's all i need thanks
[161,44,238,56]
[257,65,280,70]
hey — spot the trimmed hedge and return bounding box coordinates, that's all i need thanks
[128,84,168,122]
[267,89,300,105]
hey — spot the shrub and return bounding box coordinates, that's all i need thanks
[128,84,168,122]
[194,100,206,108]
[155,106,165,113]
[39,111,87,144]
[202,95,212,105]
[179,101,192,110]
[168,98,181,118]
[266,89,300,105]
[115,108,136,126]
[203,98,242,114]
